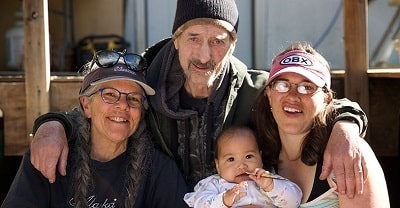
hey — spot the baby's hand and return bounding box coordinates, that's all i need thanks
[223,181,248,207]
[248,168,274,192]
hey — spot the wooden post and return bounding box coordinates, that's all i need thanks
[23,0,50,141]
[343,0,370,119]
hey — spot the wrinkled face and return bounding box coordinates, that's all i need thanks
[80,80,144,145]
[266,72,329,136]
[215,130,263,184]
[173,23,235,88]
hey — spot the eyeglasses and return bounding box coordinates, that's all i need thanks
[89,87,146,108]
[269,80,323,95]
[90,50,147,72]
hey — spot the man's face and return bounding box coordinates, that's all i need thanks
[173,24,235,89]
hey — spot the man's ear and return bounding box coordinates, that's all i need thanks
[173,38,179,50]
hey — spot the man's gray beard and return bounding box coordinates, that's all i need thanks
[184,66,222,89]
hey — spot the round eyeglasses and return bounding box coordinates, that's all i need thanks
[89,87,146,108]
[90,50,147,72]
[269,80,324,95]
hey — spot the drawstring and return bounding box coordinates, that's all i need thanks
[183,120,190,180]
[205,102,214,169]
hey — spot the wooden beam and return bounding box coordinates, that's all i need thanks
[23,0,50,141]
[343,0,369,116]
[389,0,400,6]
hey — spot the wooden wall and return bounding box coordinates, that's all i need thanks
[368,78,400,155]
[0,81,26,155]
[331,75,400,156]
[0,77,81,155]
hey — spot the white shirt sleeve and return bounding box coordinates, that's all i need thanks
[260,177,303,208]
[183,174,229,208]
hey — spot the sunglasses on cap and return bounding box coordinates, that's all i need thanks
[89,50,147,72]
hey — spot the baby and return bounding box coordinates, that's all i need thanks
[184,125,302,207]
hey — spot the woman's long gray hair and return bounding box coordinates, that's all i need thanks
[69,85,153,207]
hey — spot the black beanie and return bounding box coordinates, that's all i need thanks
[172,0,239,34]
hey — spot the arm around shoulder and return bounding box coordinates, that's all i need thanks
[338,139,390,208]
[32,111,74,139]
[332,98,368,137]
[30,110,77,182]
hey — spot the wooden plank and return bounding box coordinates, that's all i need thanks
[23,0,50,143]
[49,79,82,112]
[0,79,81,155]
[0,83,27,155]
[343,0,370,129]
[367,68,400,78]
[389,0,400,6]
[331,69,400,79]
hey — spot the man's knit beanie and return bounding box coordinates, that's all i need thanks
[172,0,239,34]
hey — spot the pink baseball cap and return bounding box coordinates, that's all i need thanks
[267,50,331,89]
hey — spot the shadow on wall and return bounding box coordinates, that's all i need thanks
[379,156,400,208]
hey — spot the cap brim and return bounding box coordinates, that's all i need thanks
[91,77,155,95]
[267,66,326,87]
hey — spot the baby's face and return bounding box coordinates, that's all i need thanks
[215,131,263,184]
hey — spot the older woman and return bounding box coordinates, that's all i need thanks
[252,42,389,207]
[1,50,188,208]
